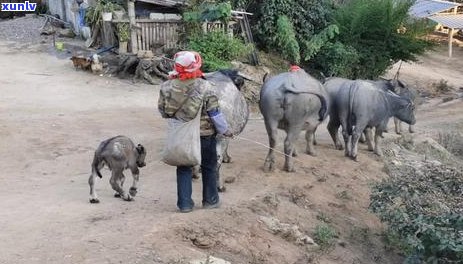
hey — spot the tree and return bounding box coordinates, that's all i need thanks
[275,15,300,63]
[313,0,435,79]
[253,0,335,64]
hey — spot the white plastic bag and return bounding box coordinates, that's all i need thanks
[161,107,202,166]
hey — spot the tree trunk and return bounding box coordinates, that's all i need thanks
[128,0,138,54]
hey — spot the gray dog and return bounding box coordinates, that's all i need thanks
[88,135,146,203]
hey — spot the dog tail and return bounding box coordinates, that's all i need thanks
[91,153,103,178]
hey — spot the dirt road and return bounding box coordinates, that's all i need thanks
[1,40,462,264]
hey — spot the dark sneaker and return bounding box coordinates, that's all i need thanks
[202,201,221,209]
[179,207,193,213]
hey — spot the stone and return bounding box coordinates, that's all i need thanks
[190,256,231,264]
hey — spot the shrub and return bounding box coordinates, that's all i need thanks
[116,23,130,42]
[370,162,463,263]
[85,0,124,27]
[313,223,337,249]
[187,31,251,71]
[253,0,335,63]
[182,1,253,71]
[432,79,455,94]
[311,41,359,77]
[438,131,463,158]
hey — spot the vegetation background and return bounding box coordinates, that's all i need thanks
[181,0,461,262]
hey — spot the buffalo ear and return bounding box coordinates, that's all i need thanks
[234,76,244,90]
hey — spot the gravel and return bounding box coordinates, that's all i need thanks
[0,15,46,44]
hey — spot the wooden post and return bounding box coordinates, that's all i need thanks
[128,0,138,54]
[202,21,208,33]
[448,6,458,58]
[61,0,67,21]
[449,28,454,58]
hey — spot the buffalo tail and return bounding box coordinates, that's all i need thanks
[347,84,357,135]
[91,154,103,178]
[314,94,327,122]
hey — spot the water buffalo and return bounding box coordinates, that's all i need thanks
[388,80,417,134]
[323,77,414,150]
[88,136,147,203]
[192,70,249,191]
[333,80,415,160]
[259,69,328,172]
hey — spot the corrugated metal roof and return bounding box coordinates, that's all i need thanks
[409,0,461,18]
[136,0,187,7]
[429,14,463,28]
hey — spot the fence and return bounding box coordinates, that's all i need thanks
[119,19,246,54]
[134,19,184,51]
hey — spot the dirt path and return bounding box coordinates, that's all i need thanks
[1,41,462,264]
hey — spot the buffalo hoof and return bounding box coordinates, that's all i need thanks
[122,194,133,202]
[263,161,275,173]
[129,187,138,197]
[313,139,318,146]
[395,130,402,135]
[374,150,383,157]
[114,193,121,198]
[351,155,358,162]
[218,186,226,192]
[306,150,317,157]
[89,198,100,204]
[409,128,415,133]
[284,165,296,172]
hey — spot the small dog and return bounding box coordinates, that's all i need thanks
[88,136,147,203]
[70,56,91,71]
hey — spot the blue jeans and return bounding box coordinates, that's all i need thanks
[176,135,219,210]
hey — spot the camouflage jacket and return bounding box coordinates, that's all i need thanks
[158,78,220,136]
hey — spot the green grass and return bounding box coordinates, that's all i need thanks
[313,223,337,250]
